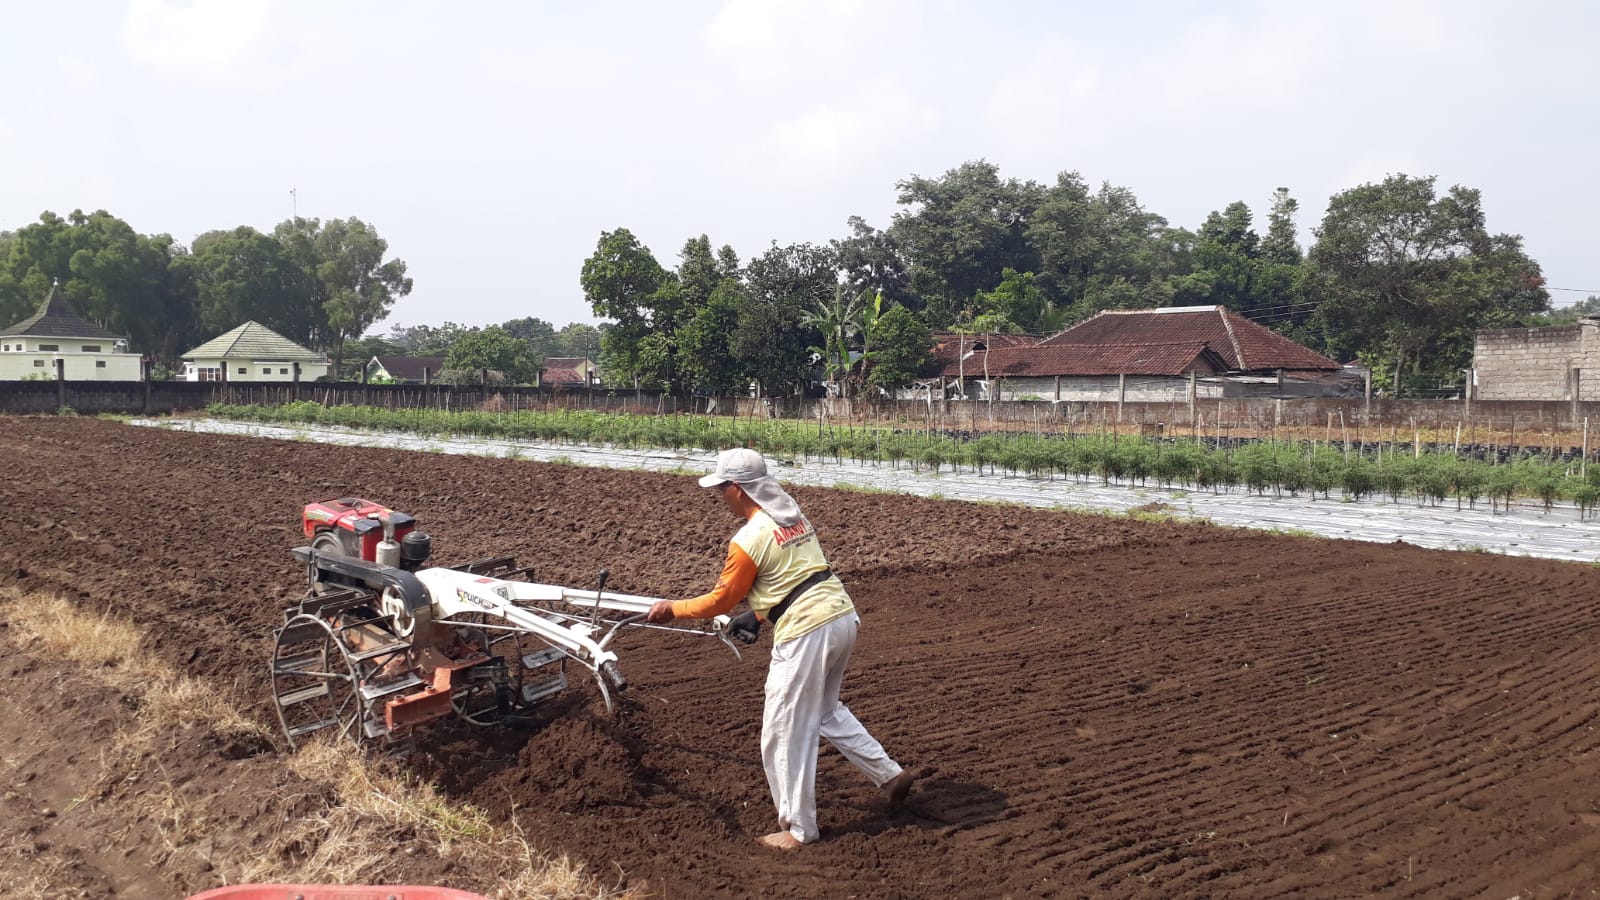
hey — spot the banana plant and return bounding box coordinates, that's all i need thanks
[803,285,879,398]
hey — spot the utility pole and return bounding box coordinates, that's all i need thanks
[290,185,298,219]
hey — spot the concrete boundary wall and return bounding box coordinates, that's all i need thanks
[5,379,1600,435]
[0,380,668,416]
[741,396,1600,435]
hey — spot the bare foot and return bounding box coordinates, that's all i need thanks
[884,769,916,811]
[758,831,803,851]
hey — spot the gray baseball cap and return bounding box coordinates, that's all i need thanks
[699,448,803,526]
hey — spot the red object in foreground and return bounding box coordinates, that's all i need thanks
[186,886,489,900]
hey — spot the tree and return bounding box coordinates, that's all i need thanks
[1309,174,1550,390]
[0,212,77,327]
[555,322,602,360]
[970,268,1047,333]
[70,220,201,365]
[1026,171,1097,309]
[803,284,876,397]
[1529,295,1600,325]
[731,297,811,398]
[745,241,838,311]
[318,219,412,373]
[677,280,747,397]
[139,235,205,365]
[675,235,724,311]
[500,316,560,359]
[832,215,913,310]
[444,326,541,383]
[386,321,469,355]
[177,226,308,339]
[272,217,412,373]
[1027,176,1180,325]
[890,160,1044,327]
[0,210,200,364]
[735,242,836,397]
[580,228,672,389]
[716,245,742,281]
[1261,187,1302,265]
[155,244,204,365]
[864,305,935,394]
[663,236,746,398]
[1172,201,1260,313]
[1074,183,1179,317]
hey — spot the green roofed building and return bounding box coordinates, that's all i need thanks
[181,321,330,382]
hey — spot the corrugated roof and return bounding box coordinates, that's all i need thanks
[183,321,326,362]
[1039,306,1339,372]
[372,356,446,380]
[941,342,1226,378]
[0,283,125,340]
[930,332,1040,372]
[541,357,594,385]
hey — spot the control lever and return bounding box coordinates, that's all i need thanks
[589,567,610,628]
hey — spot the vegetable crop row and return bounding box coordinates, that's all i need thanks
[209,402,1600,518]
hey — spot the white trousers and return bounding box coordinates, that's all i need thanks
[762,613,902,843]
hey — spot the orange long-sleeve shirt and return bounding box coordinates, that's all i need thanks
[671,542,758,620]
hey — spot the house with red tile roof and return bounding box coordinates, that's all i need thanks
[538,357,597,389]
[929,306,1355,401]
[1039,306,1340,374]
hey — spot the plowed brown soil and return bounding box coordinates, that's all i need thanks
[2,416,1599,898]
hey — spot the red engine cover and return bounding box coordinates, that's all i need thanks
[302,498,416,562]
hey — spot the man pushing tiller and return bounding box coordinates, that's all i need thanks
[647,448,916,850]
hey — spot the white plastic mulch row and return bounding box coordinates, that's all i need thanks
[133,418,1600,565]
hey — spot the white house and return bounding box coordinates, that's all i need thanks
[366,355,447,384]
[0,283,142,380]
[181,321,329,382]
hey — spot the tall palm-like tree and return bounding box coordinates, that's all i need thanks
[803,285,879,398]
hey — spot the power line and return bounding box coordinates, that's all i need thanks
[1548,286,1599,294]
[1238,300,1323,315]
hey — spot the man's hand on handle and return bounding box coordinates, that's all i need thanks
[728,609,762,644]
[646,600,676,624]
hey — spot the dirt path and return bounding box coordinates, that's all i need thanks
[2,416,1598,897]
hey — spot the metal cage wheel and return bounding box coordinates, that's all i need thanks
[271,613,363,749]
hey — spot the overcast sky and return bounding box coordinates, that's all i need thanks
[3,1,1596,333]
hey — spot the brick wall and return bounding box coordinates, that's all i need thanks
[1473,320,1600,401]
